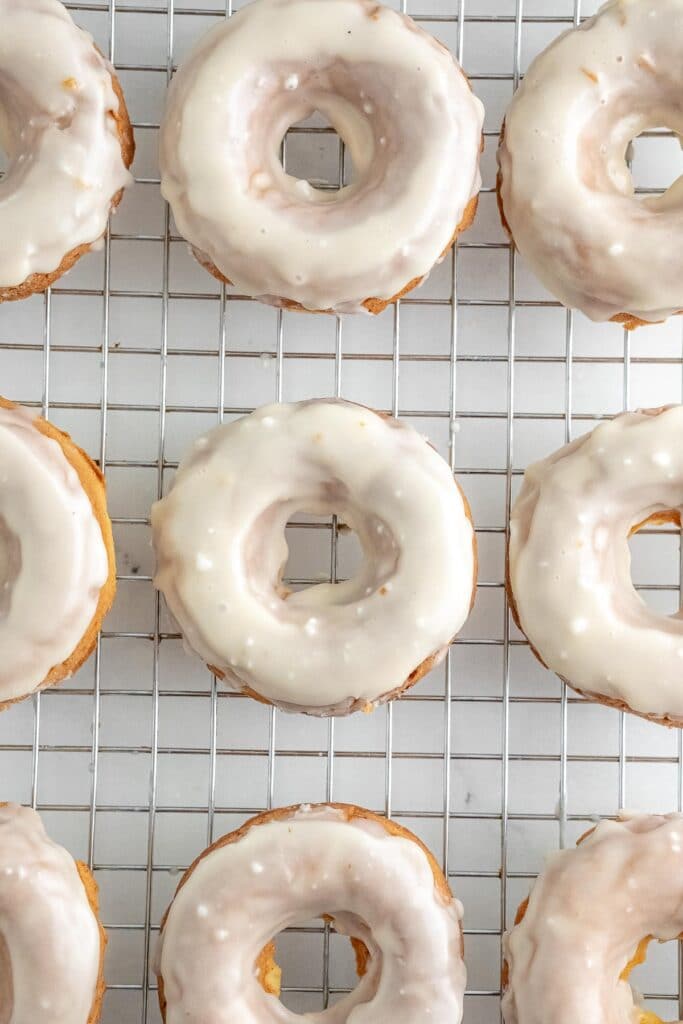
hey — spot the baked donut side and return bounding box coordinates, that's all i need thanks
[0,397,116,712]
[157,803,464,1023]
[75,861,108,1024]
[507,406,683,727]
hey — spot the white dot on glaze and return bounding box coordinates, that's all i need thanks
[261,415,276,428]
[194,435,209,449]
[304,617,318,636]
[214,928,229,941]
[652,451,671,467]
[623,456,633,467]
[245,636,255,647]
[570,617,588,635]
[363,101,374,114]
[196,552,213,572]
[284,73,299,90]
[196,903,209,918]
[609,242,625,256]
[251,861,264,874]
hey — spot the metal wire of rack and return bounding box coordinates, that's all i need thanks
[2,0,683,1021]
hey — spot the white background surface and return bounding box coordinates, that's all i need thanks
[1,0,683,1020]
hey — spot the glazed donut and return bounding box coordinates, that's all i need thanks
[0,802,105,1024]
[508,406,683,727]
[497,0,683,328]
[503,813,683,1024]
[0,0,135,303]
[156,803,466,1024]
[152,399,477,715]
[159,0,484,314]
[0,397,116,710]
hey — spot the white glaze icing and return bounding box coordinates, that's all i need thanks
[509,406,683,721]
[159,0,484,313]
[503,813,683,1024]
[157,804,465,1024]
[151,400,476,714]
[497,0,683,324]
[0,0,132,289]
[0,403,109,703]
[0,803,100,1024]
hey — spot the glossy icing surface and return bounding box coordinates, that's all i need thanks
[0,404,109,703]
[509,406,683,720]
[503,814,683,1024]
[152,400,476,713]
[157,804,466,1024]
[0,0,132,288]
[498,0,683,324]
[160,0,484,312]
[0,803,100,1024]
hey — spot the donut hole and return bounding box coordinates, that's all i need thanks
[627,128,683,202]
[0,931,13,1024]
[628,510,681,616]
[281,110,357,193]
[283,513,364,593]
[258,916,373,1014]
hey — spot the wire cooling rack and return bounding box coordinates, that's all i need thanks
[2,0,683,1020]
